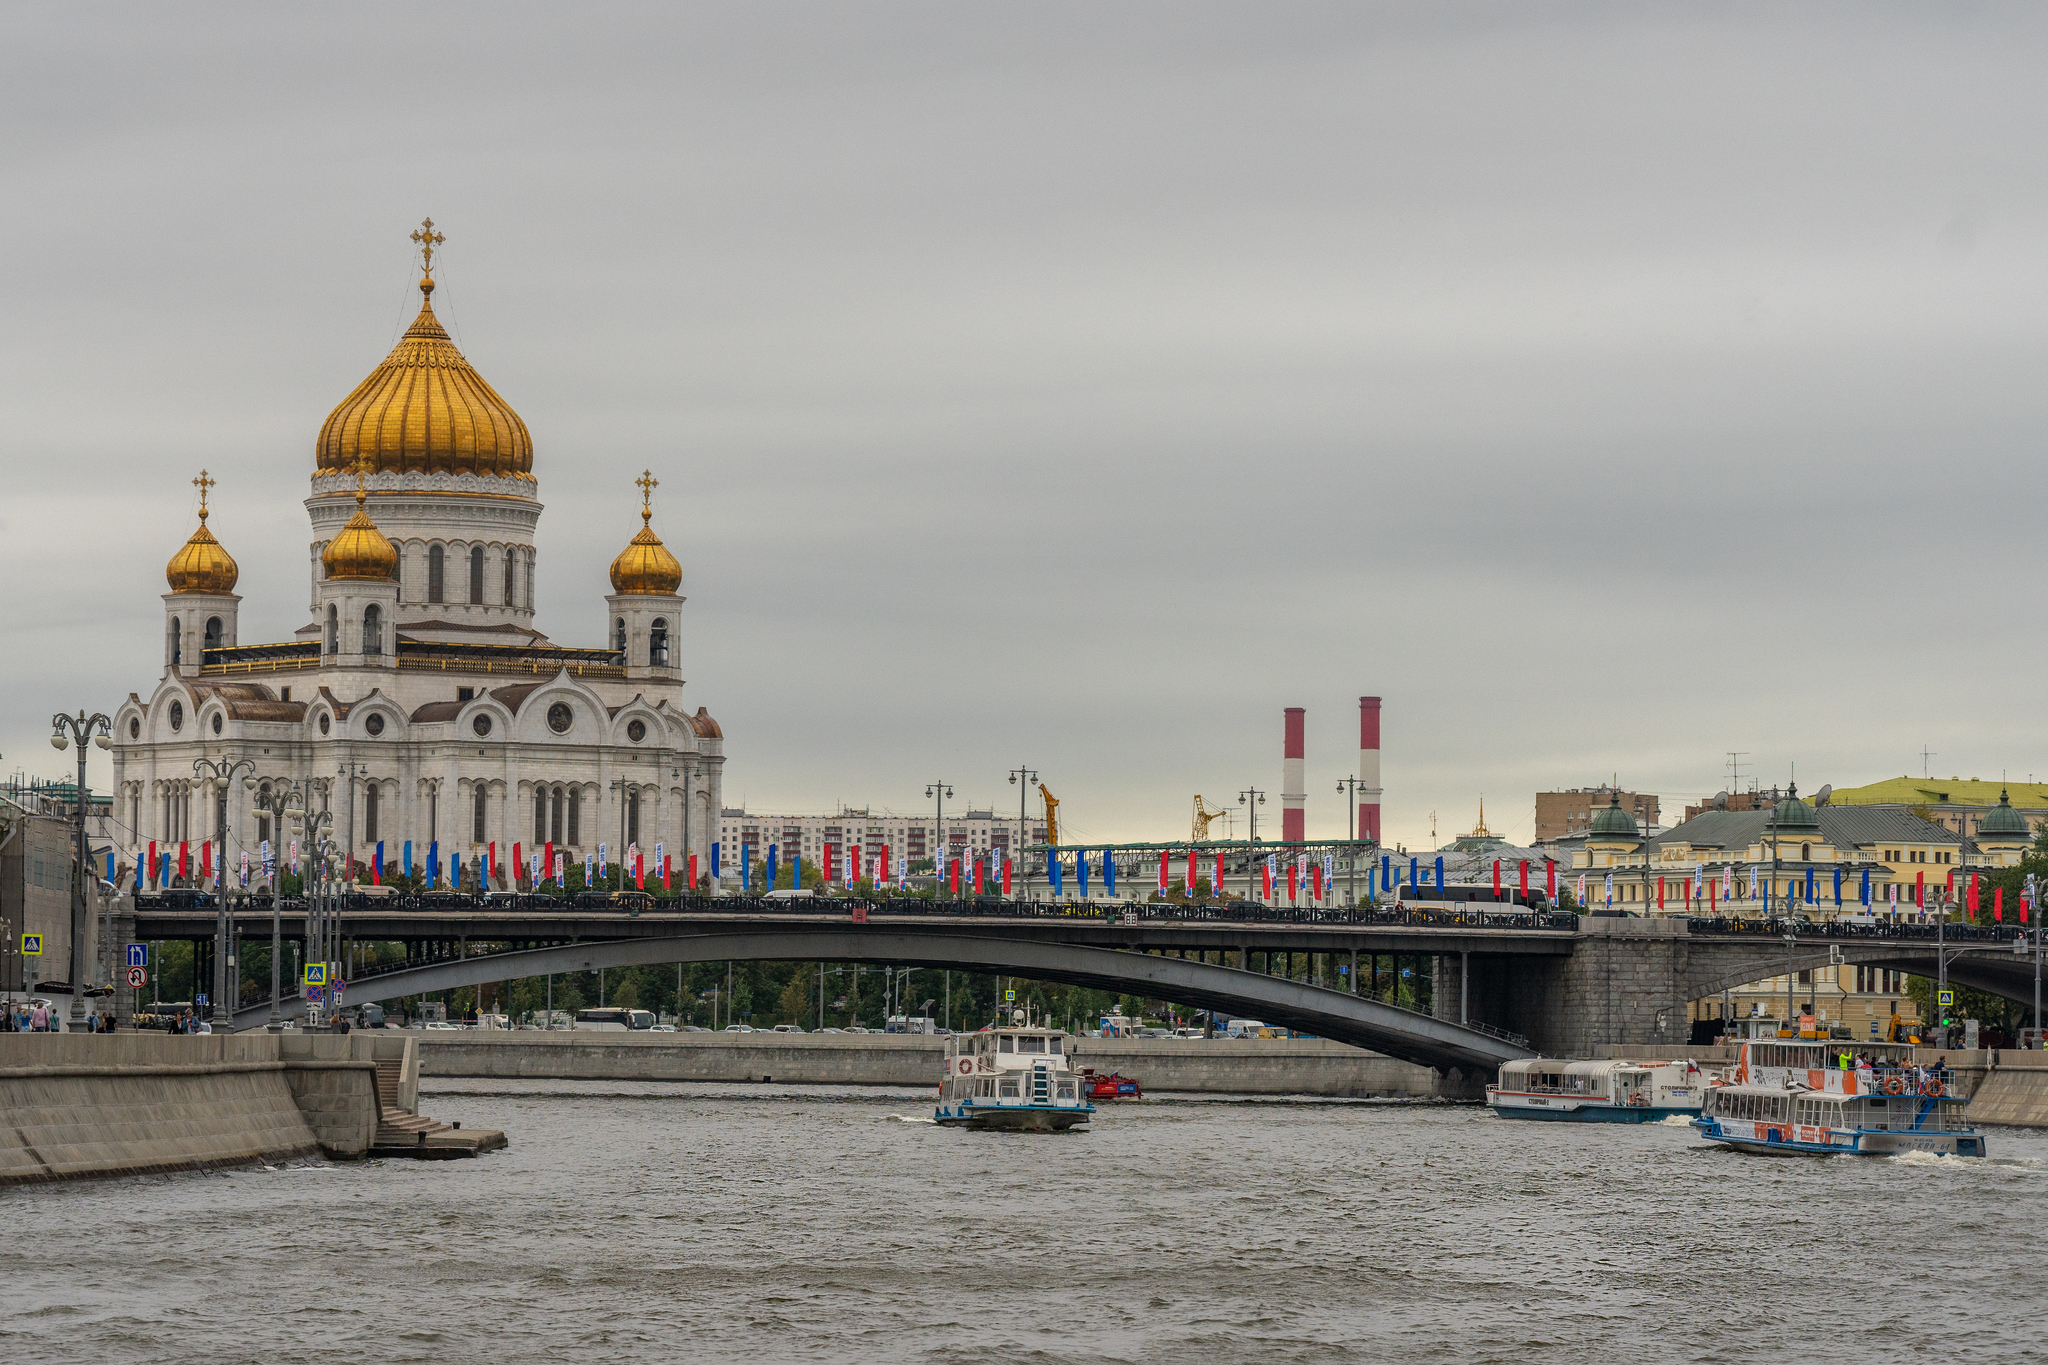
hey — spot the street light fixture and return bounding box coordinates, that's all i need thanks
[1337,775,1369,906]
[926,782,953,898]
[49,711,112,1029]
[1007,767,1036,900]
[192,752,257,1033]
[251,781,309,1030]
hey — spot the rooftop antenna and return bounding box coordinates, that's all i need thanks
[1922,745,1936,779]
[1727,751,1748,794]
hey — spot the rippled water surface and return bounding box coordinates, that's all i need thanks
[7,1080,2048,1364]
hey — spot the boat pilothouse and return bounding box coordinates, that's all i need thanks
[935,1013,1095,1132]
[1693,1039,1986,1157]
[1487,1059,1705,1122]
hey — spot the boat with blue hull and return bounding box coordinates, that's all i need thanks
[1691,1039,1986,1157]
[936,1019,1095,1132]
[1487,1058,1706,1123]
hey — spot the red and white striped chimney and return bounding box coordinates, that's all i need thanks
[1282,707,1306,841]
[1359,696,1382,842]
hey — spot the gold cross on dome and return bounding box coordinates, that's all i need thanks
[410,217,445,277]
[351,454,376,504]
[192,469,216,517]
[636,469,659,519]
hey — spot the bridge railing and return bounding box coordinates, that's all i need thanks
[134,891,1580,932]
[1686,916,2022,944]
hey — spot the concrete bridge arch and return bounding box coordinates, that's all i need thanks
[234,928,1534,1078]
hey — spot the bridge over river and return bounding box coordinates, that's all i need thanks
[126,895,2045,1075]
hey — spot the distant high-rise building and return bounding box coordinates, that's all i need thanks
[1535,786,1659,842]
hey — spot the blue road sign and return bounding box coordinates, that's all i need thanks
[21,933,42,956]
[126,943,147,968]
[305,963,327,986]
[196,993,208,1006]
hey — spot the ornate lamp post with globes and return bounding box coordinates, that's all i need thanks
[248,780,310,1031]
[192,753,256,1033]
[49,711,112,1029]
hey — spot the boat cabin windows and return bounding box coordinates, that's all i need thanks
[1017,1035,1045,1054]
[999,1079,1020,1098]
[999,1036,1014,1054]
[1048,1036,1062,1054]
[1706,1091,1791,1122]
[1057,1081,1076,1099]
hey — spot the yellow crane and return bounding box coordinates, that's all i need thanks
[1038,783,1060,847]
[1192,795,1231,842]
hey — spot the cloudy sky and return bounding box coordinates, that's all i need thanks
[3,3,2044,849]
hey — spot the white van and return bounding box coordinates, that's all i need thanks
[1223,1019,1271,1039]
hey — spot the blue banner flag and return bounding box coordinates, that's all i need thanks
[712,841,722,879]
[1833,867,1842,907]
[403,841,413,878]
[741,845,751,892]
[1077,849,1090,898]
[1435,856,1444,891]
[765,845,778,890]
[1409,857,1418,889]
[451,851,461,888]
[1381,854,1391,890]
[1050,855,1064,896]
[105,851,114,883]
[1103,853,1115,897]
[374,841,384,881]
[1860,868,1871,907]
[792,852,801,890]
[427,841,438,887]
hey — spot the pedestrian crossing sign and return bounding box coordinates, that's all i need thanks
[305,963,327,986]
[1938,989,1955,1007]
[21,934,42,956]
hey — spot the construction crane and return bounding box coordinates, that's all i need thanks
[1038,783,1060,847]
[1192,796,1231,842]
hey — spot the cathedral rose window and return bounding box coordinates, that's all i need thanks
[548,702,572,734]
[365,713,385,736]
[627,720,646,743]
[473,715,493,737]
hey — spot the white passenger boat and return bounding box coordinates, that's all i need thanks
[1487,1058,1705,1122]
[1692,1039,1986,1157]
[935,1020,1095,1132]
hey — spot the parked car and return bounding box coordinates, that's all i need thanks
[648,1024,677,1032]
[771,1023,807,1033]
[723,1023,755,1033]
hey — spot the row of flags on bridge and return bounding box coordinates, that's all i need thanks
[1569,862,2033,923]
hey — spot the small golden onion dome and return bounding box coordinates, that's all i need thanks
[610,470,681,594]
[316,276,533,479]
[321,466,399,581]
[610,514,683,595]
[165,506,239,594]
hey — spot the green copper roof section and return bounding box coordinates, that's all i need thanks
[1824,776,2048,808]
[1978,790,2032,837]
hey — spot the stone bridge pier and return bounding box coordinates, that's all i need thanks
[1429,918,2004,1056]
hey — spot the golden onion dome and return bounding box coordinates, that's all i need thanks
[315,232,532,479]
[166,471,238,594]
[321,463,400,581]
[609,471,682,595]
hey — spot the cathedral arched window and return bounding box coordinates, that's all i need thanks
[551,787,564,844]
[627,790,640,846]
[614,618,626,654]
[169,618,181,669]
[325,605,338,655]
[568,789,581,846]
[1801,843,1811,861]
[524,551,535,608]
[428,545,444,604]
[204,616,222,650]
[534,790,547,846]
[474,787,487,844]
[363,604,382,656]
[364,784,380,845]
[650,619,669,667]
[504,551,516,608]
[469,546,484,605]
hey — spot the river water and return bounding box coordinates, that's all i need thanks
[7,1080,2047,1364]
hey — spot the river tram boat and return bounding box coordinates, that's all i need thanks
[1487,1058,1705,1122]
[935,1022,1096,1132]
[1691,1039,1985,1157]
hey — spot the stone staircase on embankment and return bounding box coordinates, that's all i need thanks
[370,1056,504,1158]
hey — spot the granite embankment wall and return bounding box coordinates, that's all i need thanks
[416,1032,1441,1097]
[0,1033,409,1184]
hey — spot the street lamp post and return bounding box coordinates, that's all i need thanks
[1239,788,1265,903]
[251,782,310,1030]
[1007,767,1037,901]
[610,776,630,893]
[1337,776,1367,906]
[926,781,953,899]
[48,712,112,1028]
[191,752,256,1033]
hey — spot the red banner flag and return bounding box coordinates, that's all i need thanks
[512,842,523,888]
[543,841,555,885]
[1261,859,1273,900]
[1493,860,1502,900]
[201,840,213,884]
[1158,849,1169,893]
[973,856,985,895]
[147,840,158,890]
[1002,857,1012,896]
[1311,863,1323,899]
[824,843,835,884]
[1657,876,1665,911]
[1993,886,2003,922]
[1518,860,1529,898]
[488,841,496,886]
[1288,860,1299,902]
[178,841,189,881]
[949,858,960,893]
[1968,873,1980,916]
[1916,871,1925,907]
[881,844,891,884]
[1215,851,1226,900]
[1546,860,1556,898]
[1185,848,1196,894]
[1683,878,1692,908]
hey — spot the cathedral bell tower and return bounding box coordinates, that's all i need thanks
[315,457,401,666]
[604,471,684,681]
[163,469,240,678]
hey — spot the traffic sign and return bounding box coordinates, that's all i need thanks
[1004,989,1016,1002]
[126,943,147,968]
[196,993,208,1006]
[305,985,321,1000]
[20,933,41,957]
[126,966,147,989]
[305,963,327,986]
[1939,989,1955,1007]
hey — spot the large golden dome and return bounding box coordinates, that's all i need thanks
[316,274,533,480]
[322,463,399,581]
[609,471,682,595]
[166,471,238,594]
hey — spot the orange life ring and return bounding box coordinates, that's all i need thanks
[1882,1075,1906,1096]
[1920,1079,1945,1098]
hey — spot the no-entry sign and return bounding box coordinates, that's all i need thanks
[126,966,147,988]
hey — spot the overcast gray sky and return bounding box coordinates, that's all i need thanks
[4,3,2045,849]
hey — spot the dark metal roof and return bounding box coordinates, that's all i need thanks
[1652,806,1962,853]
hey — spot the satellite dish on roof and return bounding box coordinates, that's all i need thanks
[1712,790,1730,810]
[1813,784,1833,807]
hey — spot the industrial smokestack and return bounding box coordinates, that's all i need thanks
[1359,696,1382,842]
[1282,707,1306,842]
